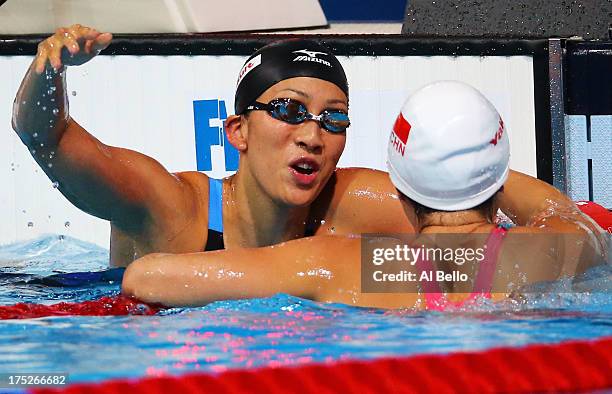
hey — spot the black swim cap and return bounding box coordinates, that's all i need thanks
[234,39,349,115]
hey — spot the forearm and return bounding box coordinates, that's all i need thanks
[122,236,360,307]
[12,62,69,152]
[122,251,284,307]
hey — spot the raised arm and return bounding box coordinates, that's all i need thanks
[12,25,202,242]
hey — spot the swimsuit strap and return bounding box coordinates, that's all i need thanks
[208,177,223,232]
[470,226,509,294]
[205,177,225,251]
[419,225,509,310]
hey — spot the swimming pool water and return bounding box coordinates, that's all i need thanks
[0,235,610,384]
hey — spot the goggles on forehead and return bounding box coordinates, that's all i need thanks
[245,98,350,133]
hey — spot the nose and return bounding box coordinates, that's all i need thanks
[294,120,324,154]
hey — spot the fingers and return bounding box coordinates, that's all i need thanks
[63,31,80,55]
[92,32,113,53]
[34,24,111,74]
[34,43,49,74]
[47,38,63,70]
[84,32,113,56]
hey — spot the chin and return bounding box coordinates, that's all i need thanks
[283,188,319,208]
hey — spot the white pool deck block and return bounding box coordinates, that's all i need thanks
[565,115,612,207]
[591,116,612,208]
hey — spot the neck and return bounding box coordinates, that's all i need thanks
[419,210,492,233]
[224,171,310,248]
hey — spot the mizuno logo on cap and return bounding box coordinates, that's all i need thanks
[293,49,328,58]
[292,49,331,67]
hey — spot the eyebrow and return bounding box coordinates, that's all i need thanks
[278,88,348,107]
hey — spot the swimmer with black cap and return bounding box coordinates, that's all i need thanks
[122,82,606,309]
[13,25,406,264]
[13,25,599,271]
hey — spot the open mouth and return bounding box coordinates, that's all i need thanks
[290,159,320,175]
[292,162,315,175]
[289,158,320,186]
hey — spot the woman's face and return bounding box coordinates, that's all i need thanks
[240,77,348,207]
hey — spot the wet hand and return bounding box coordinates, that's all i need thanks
[34,24,112,74]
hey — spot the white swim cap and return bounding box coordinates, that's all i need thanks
[387,81,510,211]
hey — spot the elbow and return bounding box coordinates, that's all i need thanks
[122,253,171,304]
[122,252,214,307]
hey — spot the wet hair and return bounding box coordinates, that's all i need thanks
[234,39,349,115]
[409,191,500,224]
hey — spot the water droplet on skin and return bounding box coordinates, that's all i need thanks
[36,101,40,106]
[27,222,34,227]
[52,181,59,188]
[47,163,53,168]
[52,108,59,116]
[21,101,26,105]
[33,132,38,138]
[64,221,70,228]
[42,106,47,111]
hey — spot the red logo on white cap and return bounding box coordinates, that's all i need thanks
[390,113,411,156]
[490,117,504,146]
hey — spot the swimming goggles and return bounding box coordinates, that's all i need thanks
[245,98,350,133]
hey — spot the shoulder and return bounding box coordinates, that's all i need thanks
[334,167,393,187]
[325,167,398,200]
[170,171,210,211]
[498,225,557,262]
[312,168,416,234]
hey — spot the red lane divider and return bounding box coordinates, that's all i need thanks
[33,336,612,394]
[0,295,161,320]
[576,200,612,232]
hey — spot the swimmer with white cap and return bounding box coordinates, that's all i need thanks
[122,82,606,308]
